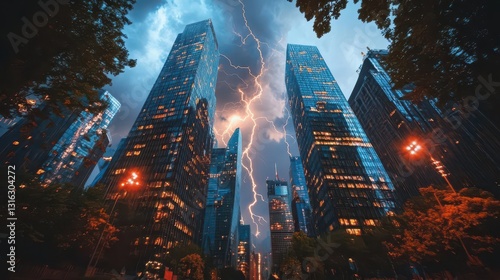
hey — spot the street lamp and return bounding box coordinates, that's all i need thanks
[405,140,456,193]
[85,171,140,277]
[404,141,482,266]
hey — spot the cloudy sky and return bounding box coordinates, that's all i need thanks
[102,0,389,252]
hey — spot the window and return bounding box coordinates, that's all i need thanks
[346,228,361,235]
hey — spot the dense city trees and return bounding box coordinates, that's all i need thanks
[385,186,500,276]
[6,180,117,266]
[0,0,136,118]
[280,187,500,278]
[177,254,205,280]
[281,230,395,279]
[286,0,500,106]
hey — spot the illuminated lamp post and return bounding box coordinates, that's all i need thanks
[405,141,481,266]
[405,141,455,193]
[85,171,140,276]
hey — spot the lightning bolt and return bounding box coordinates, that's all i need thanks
[215,0,270,237]
[213,0,293,237]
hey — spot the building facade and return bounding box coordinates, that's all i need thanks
[348,50,500,199]
[40,91,120,189]
[266,177,294,274]
[95,19,220,278]
[289,156,314,236]
[237,224,251,279]
[202,128,242,269]
[285,44,398,236]
[0,91,119,190]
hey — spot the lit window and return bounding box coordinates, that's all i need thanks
[346,228,361,235]
[114,168,126,175]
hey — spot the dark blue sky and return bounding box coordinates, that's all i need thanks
[101,0,389,252]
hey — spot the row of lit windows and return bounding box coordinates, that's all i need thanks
[314,140,372,147]
[174,220,192,237]
[126,151,141,156]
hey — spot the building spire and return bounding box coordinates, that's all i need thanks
[275,162,279,180]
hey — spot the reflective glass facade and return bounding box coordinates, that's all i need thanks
[41,91,120,189]
[349,50,500,199]
[237,224,251,279]
[285,44,398,236]
[95,19,220,278]
[289,156,314,236]
[0,95,115,190]
[202,128,242,269]
[267,178,293,273]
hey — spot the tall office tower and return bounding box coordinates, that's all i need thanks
[0,105,79,174]
[348,50,500,199]
[0,91,118,189]
[237,224,251,279]
[95,20,220,278]
[250,251,259,280]
[267,176,294,274]
[261,252,271,280]
[289,156,314,236]
[40,91,120,189]
[285,44,398,236]
[202,129,242,269]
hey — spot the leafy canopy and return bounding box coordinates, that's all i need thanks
[0,0,137,118]
[386,186,500,271]
[286,0,500,105]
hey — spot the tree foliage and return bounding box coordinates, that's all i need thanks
[8,180,118,265]
[0,0,137,118]
[177,253,205,280]
[280,257,302,280]
[286,0,500,105]
[162,243,205,278]
[386,186,500,273]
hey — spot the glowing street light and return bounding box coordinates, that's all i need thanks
[86,171,141,276]
[404,140,482,266]
[405,140,455,193]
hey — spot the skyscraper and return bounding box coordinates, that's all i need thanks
[289,156,314,236]
[237,223,251,279]
[202,128,242,269]
[95,19,220,278]
[40,91,120,189]
[348,50,500,199]
[0,91,119,190]
[266,176,294,274]
[285,44,398,236]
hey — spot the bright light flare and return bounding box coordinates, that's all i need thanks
[213,0,290,238]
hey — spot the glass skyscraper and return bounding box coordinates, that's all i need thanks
[95,19,220,278]
[289,156,314,236]
[202,128,242,269]
[0,91,119,190]
[285,44,398,236]
[40,90,120,189]
[237,223,251,279]
[266,177,294,274]
[349,50,500,199]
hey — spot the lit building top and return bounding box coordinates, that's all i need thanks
[94,19,220,278]
[285,44,399,235]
